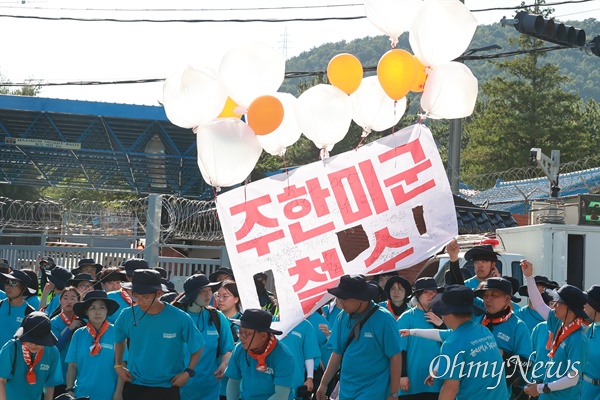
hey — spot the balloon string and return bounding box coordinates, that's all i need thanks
[211,186,219,218]
[355,133,366,151]
[393,100,398,168]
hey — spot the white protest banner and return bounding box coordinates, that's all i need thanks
[216,123,457,335]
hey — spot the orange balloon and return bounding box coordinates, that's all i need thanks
[218,96,242,118]
[247,95,284,136]
[327,53,363,95]
[410,56,428,93]
[377,49,418,100]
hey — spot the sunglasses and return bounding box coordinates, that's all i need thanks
[5,279,21,287]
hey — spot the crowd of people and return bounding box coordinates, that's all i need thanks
[0,240,598,400]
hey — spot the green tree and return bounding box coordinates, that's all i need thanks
[461,5,593,180]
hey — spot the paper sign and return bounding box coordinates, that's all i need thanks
[216,124,458,335]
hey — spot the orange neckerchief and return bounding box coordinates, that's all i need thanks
[482,309,513,328]
[248,334,276,372]
[60,311,75,326]
[22,344,44,385]
[87,320,110,356]
[547,317,585,358]
[120,288,135,306]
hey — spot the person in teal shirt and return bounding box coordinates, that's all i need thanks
[474,277,533,390]
[0,312,63,400]
[427,285,509,400]
[0,269,37,348]
[41,266,73,317]
[521,260,589,399]
[225,308,295,400]
[172,274,234,400]
[322,299,342,326]
[280,319,320,399]
[22,269,41,311]
[582,285,600,400]
[114,269,205,400]
[515,276,558,333]
[65,290,124,400]
[462,244,501,290]
[396,277,444,399]
[316,274,402,400]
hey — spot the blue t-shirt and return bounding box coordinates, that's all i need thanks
[25,295,40,311]
[50,314,76,382]
[487,314,532,359]
[436,319,509,400]
[464,277,483,290]
[106,290,133,324]
[0,300,30,348]
[307,311,333,368]
[180,308,235,400]
[65,323,121,400]
[529,321,550,385]
[539,311,588,400]
[330,302,402,400]
[581,322,600,400]
[396,307,443,396]
[0,291,6,300]
[0,340,63,400]
[44,295,60,317]
[114,303,204,387]
[515,305,545,334]
[225,340,295,400]
[280,319,321,395]
[220,312,242,398]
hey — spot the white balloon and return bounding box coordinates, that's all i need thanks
[364,0,422,47]
[409,0,478,67]
[219,42,286,109]
[421,62,478,120]
[256,93,302,156]
[294,84,353,154]
[162,66,228,129]
[196,118,263,189]
[351,76,406,134]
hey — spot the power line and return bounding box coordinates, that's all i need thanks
[0,0,596,23]
[0,45,573,88]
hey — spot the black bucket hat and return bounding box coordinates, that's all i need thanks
[413,277,444,295]
[98,268,128,283]
[586,285,600,314]
[209,267,235,282]
[73,290,120,318]
[518,275,558,296]
[232,308,282,335]
[153,267,170,279]
[0,258,10,273]
[160,291,178,304]
[121,259,149,276]
[179,274,221,304]
[475,277,520,302]
[74,258,103,275]
[327,274,371,301]
[430,285,485,316]
[15,312,58,346]
[39,256,55,268]
[368,280,387,303]
[548,284,589,320]
[21,269,39,294]
[161,278,176,293]
[1,270,37,294]
[121,269,167,295]
[464,245,498,262]
[66,273,96,288]
[384,276,412,302]
[46,266,73,290]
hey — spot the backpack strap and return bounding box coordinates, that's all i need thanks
[207,306,222,359]
[10,340,18,377]
[24,303,35,316]
[343,304,379,352]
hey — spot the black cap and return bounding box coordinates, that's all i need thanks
[15,312,58,346]
[548,285,589,320]
[209,267,235,282]
[74,258,103,274]
[46,266,73,290]
[232,308,282,335]
[121,269,167,294]
[1,270,37,294]
[66,273,96,287]
[518,275,557,297]
[179,274,220,304]
[121,259,149,276]
[464,245,498,262]
[413,277,444,295]
[73,290,120,318]
[384,276,412,302]
[585,285,600,314]
[327,274,371,301]
[475,277,514,298]
[429,285,485,316]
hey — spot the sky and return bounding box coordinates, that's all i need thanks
[0,0,598,106]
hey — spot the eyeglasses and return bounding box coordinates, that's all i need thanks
[218,294,232,300]
[238,329,255,339]
[6,279,21,287]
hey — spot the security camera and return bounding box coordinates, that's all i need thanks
[529,148,541,165]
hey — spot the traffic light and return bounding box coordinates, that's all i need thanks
[513,11,586,47]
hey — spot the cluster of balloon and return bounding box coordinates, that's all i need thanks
[163,43,303,191]
[365,0,479,120]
